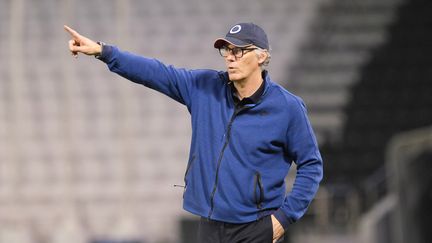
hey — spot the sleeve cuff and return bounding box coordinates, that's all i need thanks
[273,208,293,230]
[95,42,113,62]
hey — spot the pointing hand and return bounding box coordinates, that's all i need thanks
[64,25,102,58]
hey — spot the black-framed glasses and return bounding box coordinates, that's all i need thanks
[218,46,258,58]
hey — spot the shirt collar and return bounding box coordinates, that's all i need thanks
[230,79,265,104]
[230,72,266,105]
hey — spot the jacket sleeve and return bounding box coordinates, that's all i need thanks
[273,97,324,230]
[98,45,196,109]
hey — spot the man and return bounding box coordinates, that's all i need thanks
[64,22,323,243]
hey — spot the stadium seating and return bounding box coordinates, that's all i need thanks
[0,0,323,242]
[286,0,403,144]
[319,0,432,217]
[4,0,429,242]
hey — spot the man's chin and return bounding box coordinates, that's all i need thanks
[228,73,241,82]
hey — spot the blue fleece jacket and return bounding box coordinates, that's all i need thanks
[98,45,323,230]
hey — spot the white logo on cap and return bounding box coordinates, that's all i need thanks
[229,25,242,34]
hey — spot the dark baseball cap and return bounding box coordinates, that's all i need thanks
[214,23,269,50]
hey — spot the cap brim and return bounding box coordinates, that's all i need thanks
[213,37,252,48]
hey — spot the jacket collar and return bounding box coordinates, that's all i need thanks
[226,70,271,105]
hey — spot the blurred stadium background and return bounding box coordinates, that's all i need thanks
[0,0,431,242]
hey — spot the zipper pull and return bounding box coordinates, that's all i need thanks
[173,184,185,188]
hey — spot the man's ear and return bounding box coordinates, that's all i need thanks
[258,51,268,65]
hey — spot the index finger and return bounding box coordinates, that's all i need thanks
[64,25,81,39]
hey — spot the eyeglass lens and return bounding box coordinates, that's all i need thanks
[219,47,256,58]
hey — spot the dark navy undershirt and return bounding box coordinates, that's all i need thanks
[230,76,265,108]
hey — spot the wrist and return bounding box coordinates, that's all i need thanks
[273,208,292,231]
[95,41,105,58]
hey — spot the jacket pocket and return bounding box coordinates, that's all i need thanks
[184,154,196,185]
[182,154,196,198]
[253,172,264,209]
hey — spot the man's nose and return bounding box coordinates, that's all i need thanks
[225,52,236,62]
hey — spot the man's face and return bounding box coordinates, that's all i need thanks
[222,44,262,82]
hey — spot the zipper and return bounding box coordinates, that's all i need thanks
[208,105,248,219]
[254,172,264,209]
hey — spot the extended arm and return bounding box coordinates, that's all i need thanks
[63,25,202,108]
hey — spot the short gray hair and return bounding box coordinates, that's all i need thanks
[255,48,271,70]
